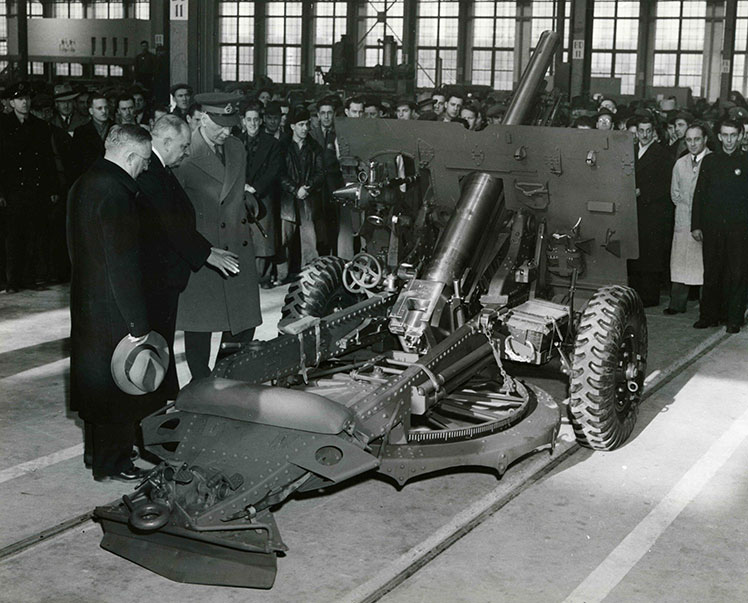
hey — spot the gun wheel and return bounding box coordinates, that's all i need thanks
[279,256,363,332]
[569,285,647,451]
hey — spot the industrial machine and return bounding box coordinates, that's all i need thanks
[94,32,647,589]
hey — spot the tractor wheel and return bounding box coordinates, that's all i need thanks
[278,256,362,331]
[569,285,647,451]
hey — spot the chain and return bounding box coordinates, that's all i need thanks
[480,311,516,394]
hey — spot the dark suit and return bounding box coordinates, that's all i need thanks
[692,149,748,327]
[136,152,212,397]
[72,120,112,180]
[244,130,282,279]
[309,123,344,255]
[628,141,674,306]
[67,158,157,476]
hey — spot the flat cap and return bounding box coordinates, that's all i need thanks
[170,83,193,96]
[486,104,506,118]
[7,81,33,100]
[194,92,241,126]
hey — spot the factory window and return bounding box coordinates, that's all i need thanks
[471,0,516,90]
[531,0,571,63]
[266,1,302,83]
[50,2,84,18]
[734,1,748,96]
[591,1,639,95]
[132,0,149,19]
[416,0,459,88]
[27,2,43,18]
[653,0,707,96]
[90,1,125,19]
[30,61,44,74]
[94,64,124,77]
[360,0,404,67]
[55,62,83,76]
[0,1,7,67]
[314,1,347,74]
[218,1,255,82]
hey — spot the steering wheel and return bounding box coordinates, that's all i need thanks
[343,253,384,293]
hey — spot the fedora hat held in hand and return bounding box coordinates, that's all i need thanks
[111,332,169,395]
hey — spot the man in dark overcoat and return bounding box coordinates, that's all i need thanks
[174,93,262,380]
[0,82,59,292]
[240,99,283,287]
[67,124,157,481]
[309,96,344,256]
[691,118,748,333]
[136,115,240,396]
[73,92,113,180]
[627,114,674,307]
[278,108,325,280]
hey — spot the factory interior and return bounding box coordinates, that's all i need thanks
[2,1,748,602]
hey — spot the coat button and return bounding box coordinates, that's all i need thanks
[242,240,248,246]
[223,245,228,250]
[241,218,247,224]
[221,222,226,228]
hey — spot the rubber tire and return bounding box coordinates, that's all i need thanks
[278,256,362,331]
[569,285,647,451]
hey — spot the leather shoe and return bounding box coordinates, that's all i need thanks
[726,325,740,334]
[663,308,685,315]
[5,287,19,294]
[94,465,148,483]
[693,319,718,329]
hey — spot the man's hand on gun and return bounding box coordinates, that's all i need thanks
[207,247,240,278]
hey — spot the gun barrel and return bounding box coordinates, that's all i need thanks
[423,172,504,285]
[503,30,560,126]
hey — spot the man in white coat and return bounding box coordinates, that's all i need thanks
[664,122,711,314]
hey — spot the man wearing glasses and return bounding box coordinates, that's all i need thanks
[67,124,163,482]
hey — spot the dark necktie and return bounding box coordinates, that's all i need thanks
[691,155,698,169]
[215,144,225,165]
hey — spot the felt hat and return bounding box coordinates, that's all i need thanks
[53,83,79,101]
[290,107,310,124]
[194,92,241,126]
[111,332,169,396]
[265,100,282,116]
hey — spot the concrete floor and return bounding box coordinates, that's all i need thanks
[0,284,744,602]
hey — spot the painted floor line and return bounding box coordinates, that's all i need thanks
[0,443,83,485]
[563,403,748,603]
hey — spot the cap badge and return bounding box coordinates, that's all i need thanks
[224,103,234,115]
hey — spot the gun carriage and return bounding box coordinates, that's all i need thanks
[95,32,647,589]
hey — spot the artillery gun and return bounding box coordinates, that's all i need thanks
[94,32,647,589]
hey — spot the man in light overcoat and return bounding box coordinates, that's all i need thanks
[174,93,261,380]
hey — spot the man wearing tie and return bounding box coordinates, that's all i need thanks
[173,93,262,380]
[664,122,710,315]
[627,114,674,307]
[309,96,344,256]
[136,114,240,397]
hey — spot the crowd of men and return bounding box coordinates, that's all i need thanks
[1,73,746,479]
